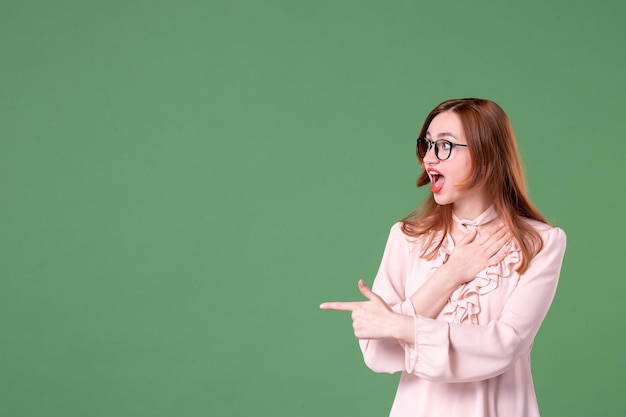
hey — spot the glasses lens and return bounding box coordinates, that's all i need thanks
[436,141,452,160]
[417,138,429,158]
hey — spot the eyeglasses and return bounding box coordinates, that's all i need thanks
[416,137,468,161]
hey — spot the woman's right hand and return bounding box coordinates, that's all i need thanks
[443,224,513,285]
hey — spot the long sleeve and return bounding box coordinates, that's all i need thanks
[359,223,417,373]
[405,226,566,382]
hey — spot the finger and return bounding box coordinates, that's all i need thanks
[478,224,507,247]
[357,279,379,301]
[319,301,362,311]
[488,240,513,265]
[480,223,506,241]
[485,231,512,255]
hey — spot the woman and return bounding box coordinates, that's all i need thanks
[320,98,566,417]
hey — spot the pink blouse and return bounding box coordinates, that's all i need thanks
[359,207,566,417]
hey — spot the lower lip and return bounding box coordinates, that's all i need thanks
[431,181,443,193]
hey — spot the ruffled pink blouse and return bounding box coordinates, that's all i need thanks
[359,207,566,417]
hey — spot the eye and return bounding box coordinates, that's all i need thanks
[438,141,453,151]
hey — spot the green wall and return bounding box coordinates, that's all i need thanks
[1,1,624,416]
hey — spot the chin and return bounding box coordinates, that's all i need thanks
[432,194,453,206]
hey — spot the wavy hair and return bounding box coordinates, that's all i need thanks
[401,98,547,274]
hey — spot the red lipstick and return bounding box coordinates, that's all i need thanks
[428,169,444,193]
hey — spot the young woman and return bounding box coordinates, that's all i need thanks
[320,98,566,417]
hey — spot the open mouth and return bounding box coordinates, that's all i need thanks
[428,169,445,193]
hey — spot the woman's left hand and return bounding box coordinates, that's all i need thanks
[320,280,409,340]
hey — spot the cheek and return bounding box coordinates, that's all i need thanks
[456,155,473,175]
[460,164,473,179]
[448,159,473,188]
[450,158,472,178]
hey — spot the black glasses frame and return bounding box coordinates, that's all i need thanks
[416,137,468,161]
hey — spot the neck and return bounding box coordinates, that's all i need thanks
[452,204,498,233]
[452,196,493,220]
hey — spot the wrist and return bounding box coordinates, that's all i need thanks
[434,263,465,290]
[390,313,414,345]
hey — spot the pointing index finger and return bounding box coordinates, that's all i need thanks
[319,301,362,311]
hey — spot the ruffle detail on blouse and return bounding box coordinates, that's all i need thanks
[433,235,520,325]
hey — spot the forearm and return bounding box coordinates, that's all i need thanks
[404,317,527,382]
[382,266,461,346]
[389,313,415,345]
[408,264,461,318]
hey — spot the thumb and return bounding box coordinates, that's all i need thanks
[358,279,379,302]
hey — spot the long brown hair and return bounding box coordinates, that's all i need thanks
[401,98,547,274]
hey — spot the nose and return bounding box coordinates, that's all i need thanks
[422,143,438,164]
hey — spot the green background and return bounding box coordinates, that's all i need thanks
[1,0,624,416]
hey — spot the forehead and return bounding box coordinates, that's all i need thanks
[427,111,464,139]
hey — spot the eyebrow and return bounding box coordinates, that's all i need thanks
[425,131,460,140]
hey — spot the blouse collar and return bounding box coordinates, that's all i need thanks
[452,205,498,234]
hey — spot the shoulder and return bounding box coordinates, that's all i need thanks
[387,222,413,244]
[522,217,566,236]
[388,221,429,242]
[521,217,567,251]
[387,222,436,254]
[389,221,407,236]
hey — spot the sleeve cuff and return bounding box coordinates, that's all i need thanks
[405,315,419,373]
